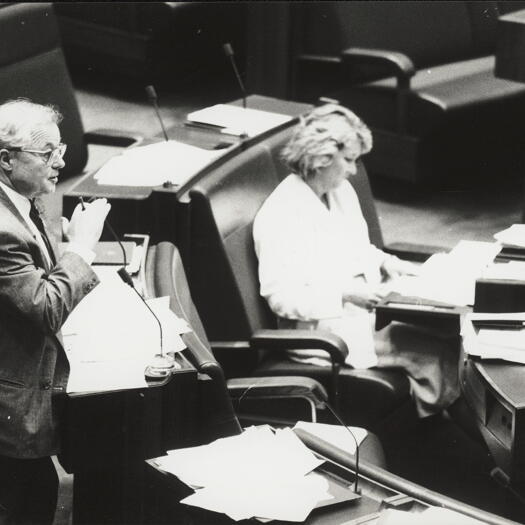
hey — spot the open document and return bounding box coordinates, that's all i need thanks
[94,140,224,187]
[462,312,525,364]
[61,266,187,393]
[186,104,292,137]
[154,425,330,522]
[384,240,501,306]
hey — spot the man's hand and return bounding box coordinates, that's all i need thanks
[63,198,111,251]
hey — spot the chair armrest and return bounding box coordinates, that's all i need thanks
[227,376,328,407]
[250,329,348,365]
[84,128,143,148]
[341,47,416,81]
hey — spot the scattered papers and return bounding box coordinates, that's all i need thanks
[378,506,484,524]
[94,140,224,187]
[494,224,525,248]
[154,425,329,522]
[462,312,525,364]
[293,421,368,455]
[186,104,292,137]
[62,266,188,393]
[386,240,500,306]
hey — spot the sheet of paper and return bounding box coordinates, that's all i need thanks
[494,223,525,248]
[94,140,223,187]
[155,426,328,521]
[462,312,525,364]
[293,421,368,455]
[62,268,186,393]
[386,241,500,306]
[482,261,525,281]
[187,104,292,138]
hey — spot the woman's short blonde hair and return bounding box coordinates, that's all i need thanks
[281,104,372,180]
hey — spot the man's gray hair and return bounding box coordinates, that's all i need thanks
[0,99,62,149]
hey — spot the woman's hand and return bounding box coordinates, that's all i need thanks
[381,256,420,280]
[343,280,385,311]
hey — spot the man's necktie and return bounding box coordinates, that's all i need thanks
[29,200,56,265]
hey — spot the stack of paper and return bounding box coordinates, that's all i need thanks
[186,104,292,137]
[154,425,330,522]
[482,260,525,281]
[494,224,525,248]
[62,267,190,393]
[462,312,525,364]
[94,140,224,187]
[387,240,501,306]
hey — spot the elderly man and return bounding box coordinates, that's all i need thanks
[0,99,110,524]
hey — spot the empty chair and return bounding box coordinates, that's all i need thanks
[0,3,138,182]
[291,1,525,186]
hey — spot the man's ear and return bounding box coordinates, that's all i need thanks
[0,149,12,172]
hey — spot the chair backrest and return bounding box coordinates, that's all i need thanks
[185,124,384,378]
[145,242,242,442]
[0,3,87,179]
[296,1,499,70]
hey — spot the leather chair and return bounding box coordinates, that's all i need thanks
[0,3,138,181]
[145,241,387,468]
[180,126,416,433]
[291,1,525,187]
[54,2,246,84]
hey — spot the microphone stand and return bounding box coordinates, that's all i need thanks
[223,42,247,109]
[145,84,169,141]
[323,401,362,495]
[79,197,175,378]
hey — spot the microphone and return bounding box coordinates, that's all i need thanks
[323,401,362,495]
[78,197,175,378]
[223,42,247,109]
[145,85,169,141]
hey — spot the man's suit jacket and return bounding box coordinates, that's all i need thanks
[0,187,99,458]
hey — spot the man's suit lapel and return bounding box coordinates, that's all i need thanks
[0,186,54,272]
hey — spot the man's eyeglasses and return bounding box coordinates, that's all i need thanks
[6,143,67,165]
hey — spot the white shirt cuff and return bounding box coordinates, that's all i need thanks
[64,242,96,265]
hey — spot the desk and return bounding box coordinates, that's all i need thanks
[143,428,519,525]
[63,95,311,247]
[60,353,197,525]
[462,356,525,496]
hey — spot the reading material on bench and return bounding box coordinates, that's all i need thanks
[384,241,500,307]
[462,312,525,364]
[186,104,292,137]
[94,140,224,187]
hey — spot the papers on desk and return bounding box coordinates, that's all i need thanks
[494,223,525,249]
[154,425,329,522]
[462,312,525,364]
[94,140,224,187]
[62,267,188,393]
[482,260,525,281]
[386,240,500,306]
[186,104,292,137]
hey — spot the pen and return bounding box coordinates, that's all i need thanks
[78,196,86,210]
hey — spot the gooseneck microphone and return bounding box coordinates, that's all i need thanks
[79,197,173,378]
[145,85,169,141]
[323,401,362,495]
[223,42,247,109]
